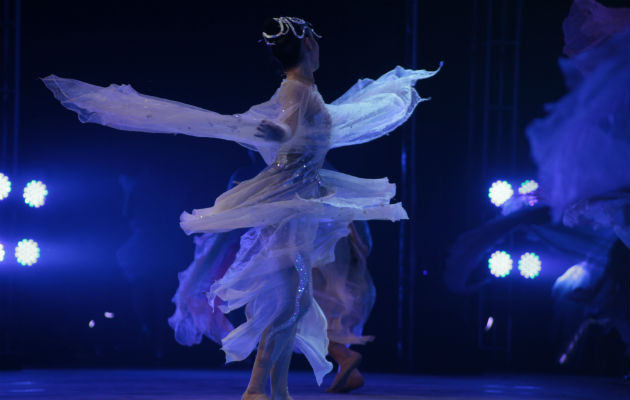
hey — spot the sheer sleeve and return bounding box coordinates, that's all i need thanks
[326,64,441,149]
[42,75,281,152]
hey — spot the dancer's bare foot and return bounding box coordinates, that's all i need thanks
[326,346,363,393]
[242,391,270,400]
[334,368,364,393]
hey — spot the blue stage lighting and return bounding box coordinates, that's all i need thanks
[518,252,541,279]
[488,180,513,207]
[518,179,539,195]
[0,243,5,263]
[484,316,494,331]
[23,180,48,208]
[15,239,40,266]
[0,173,11,200]
[488,250,512,278]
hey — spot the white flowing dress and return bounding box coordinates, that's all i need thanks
[43,65,440,384]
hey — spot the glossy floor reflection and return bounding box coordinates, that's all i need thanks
[0,369,627,399]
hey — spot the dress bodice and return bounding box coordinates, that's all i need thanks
[273,80,332,169]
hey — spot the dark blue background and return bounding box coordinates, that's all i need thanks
[3,0,622,374]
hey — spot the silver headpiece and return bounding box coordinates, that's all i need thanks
[261,17,322,46]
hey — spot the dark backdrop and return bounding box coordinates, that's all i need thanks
[1,0,620,374]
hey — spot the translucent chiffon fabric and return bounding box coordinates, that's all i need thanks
[312,221,375,345]
[168,222,375,351]
[525,2,629,245]
[43,65,439,383]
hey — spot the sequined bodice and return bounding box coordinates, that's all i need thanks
[273,81,331,170]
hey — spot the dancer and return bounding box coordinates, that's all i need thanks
[43,16,440,399]
[169,152,375,393]
[527,0,630,246]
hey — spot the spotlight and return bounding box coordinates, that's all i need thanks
[518,252,541,279]
[518,179,539,195]
[88,320,95,328]
[15,239,40,266]
[0,243,5,262]
[23,180,48,208]
[104,312,115,319]
[0,173,11,200]
[488,250,512,278]
[488,180,513,207]
[485,316,494,331]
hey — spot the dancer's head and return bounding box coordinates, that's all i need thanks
[262,17,320,73]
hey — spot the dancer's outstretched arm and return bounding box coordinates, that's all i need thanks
[42,75,306,152]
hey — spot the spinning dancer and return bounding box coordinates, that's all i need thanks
[44,16,439,399]
[170,152,375,393]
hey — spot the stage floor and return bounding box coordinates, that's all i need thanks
[0,369,627,399]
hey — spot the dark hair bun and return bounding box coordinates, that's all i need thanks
[262,18,303,70]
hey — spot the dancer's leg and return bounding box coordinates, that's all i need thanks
[268,255,311,400]
[244,256,311,400]
[269,325,297,400]
[243,328,272,400]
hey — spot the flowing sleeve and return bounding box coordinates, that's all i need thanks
[42,75,282,153]
[326,64,441,149]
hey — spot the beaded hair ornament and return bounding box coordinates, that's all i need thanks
[261,16,322,46]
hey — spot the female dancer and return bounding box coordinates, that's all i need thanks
[169,152,375,394]
[43,16,439,399]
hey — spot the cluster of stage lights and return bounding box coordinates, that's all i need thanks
[488,179,539,207]
[0,173,48,207]
[0,239,40,266]
[488,250,542,279]
[0,172,46,266]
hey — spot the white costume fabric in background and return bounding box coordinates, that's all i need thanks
[526,0,630,247]
[43,65,439,383]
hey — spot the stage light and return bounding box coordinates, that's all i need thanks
[0,243,5,262]
[89,320,95,328]
[23,180,48,208]
[15,239,40,266]
[518,179,539,195]
[485,316,494,331]
[0,173,11,200]
[488,250,512,278]
[488,180,513,207]
[104,312,115,319]
[518,252,541,279]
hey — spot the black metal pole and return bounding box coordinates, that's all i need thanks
[13,0,20,174]
[398,0,419,370]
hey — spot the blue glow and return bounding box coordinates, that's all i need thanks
[488,250,513,278]
[0,243,5,262]
[518,179,539,195]
[518,252,541,279]
[488,180,513,207]
[15,239,40,266]
[23,180,48,208]
[484,316,494,331]
[0,173,11,200]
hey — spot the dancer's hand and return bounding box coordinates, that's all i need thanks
[255,120,286,142]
